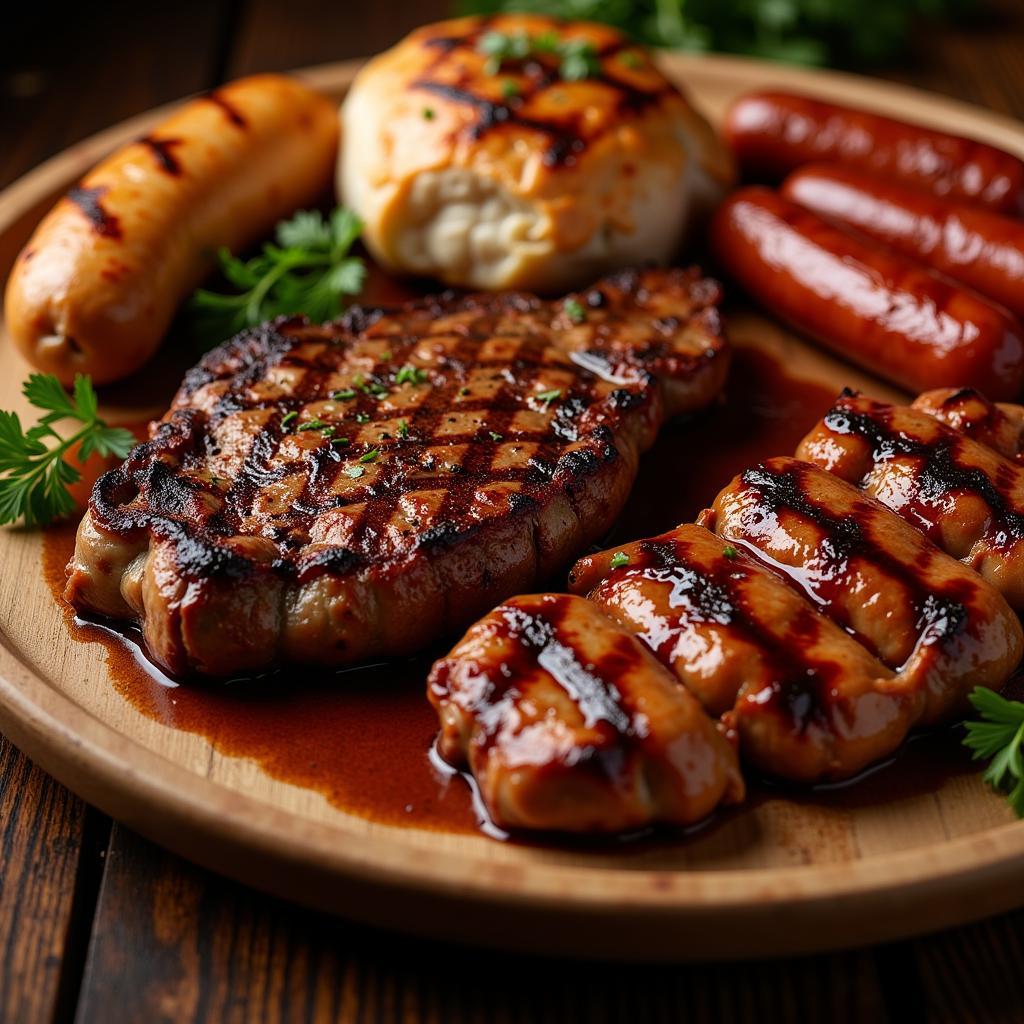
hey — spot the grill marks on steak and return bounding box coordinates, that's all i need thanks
[66,267,729,677]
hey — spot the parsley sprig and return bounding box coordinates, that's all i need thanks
[0,374,136,526]
[188,208,366,349]
[964,687,1024,816]
[478,29,601,81]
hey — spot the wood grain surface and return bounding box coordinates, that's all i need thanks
[3,1,1024,1021]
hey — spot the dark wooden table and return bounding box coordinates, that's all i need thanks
[4,2,1024,1021]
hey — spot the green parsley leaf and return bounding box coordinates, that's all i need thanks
[422,107,435,120]
[187,206,366,350]
[395,364,429,386]
[535,388,563,408]
[564,298,586,324]
[964,687,1024,816]
[501,79,520,99]
[559,39,601,81]
[0,373,136,527]
[359,448,380,464]
[489,431,503,442]
[355,413,370,424]
[723,545,738,559]
[610,551,630,569]
[397,420,410,439]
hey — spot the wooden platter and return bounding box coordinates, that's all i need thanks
[2,54,1024,962]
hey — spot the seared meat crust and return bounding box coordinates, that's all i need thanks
[570,524,916,782]
[797,389,1024,609]
[428,592,744,832]
[702,457,1022,723]
[65,267,728,676]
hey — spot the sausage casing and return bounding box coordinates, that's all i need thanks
[4,74,340,385]
[782,163,1024,319]
[725,90,1024,215]
[710,187,1024,399]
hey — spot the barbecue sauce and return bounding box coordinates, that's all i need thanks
[42,346,978,838]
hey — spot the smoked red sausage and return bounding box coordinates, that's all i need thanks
[710,186,1024,398]
[725,90,1024,216]
[782,163,1024,319]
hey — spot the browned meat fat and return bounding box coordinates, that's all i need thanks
[65,267,729,676]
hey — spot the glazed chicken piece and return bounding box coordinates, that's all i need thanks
[797,389,1024,609]
[65,267,729,677]
[701,457,1023,723]
[427,593,744,832]
[912,387,1024,462]
[568,524,917,782]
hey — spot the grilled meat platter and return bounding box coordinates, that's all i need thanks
[6,12,1024,850]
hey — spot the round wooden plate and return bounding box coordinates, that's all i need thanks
[2,54,1024,962]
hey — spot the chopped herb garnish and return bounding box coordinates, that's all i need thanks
[422,107,435,120]
[380,350,393,362]
[501,79,520,99]
[397,420,410,439]
[281,411,298,428]
[395,364,429,386]
[558,39,601,81]
[535,388,563,407]
[353,374,365,388]
[610,551,630,569]
[355,412,370,424]
[331,389,357,401]
[489,431,503,442]
[564,298,586,324]
[321,426,335,438]
[359,448,380,464]
[345,465,365,479]
[331,436,350,446]
[364,381,389,397]
[459,386,471,396]
[723,545,739,559]
[297,418,326,432]
[619,51,642,69]
[478,29,601,82]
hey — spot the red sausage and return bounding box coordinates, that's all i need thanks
[782,164,1024,320]
[725,90,1024,216]
[710,187,1024,399]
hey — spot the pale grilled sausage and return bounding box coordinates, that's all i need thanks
[912,387,1024,461]
[4,75,339,385]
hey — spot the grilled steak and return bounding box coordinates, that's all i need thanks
[65,267,729,677]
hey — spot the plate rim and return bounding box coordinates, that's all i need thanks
[3,52,1024,959]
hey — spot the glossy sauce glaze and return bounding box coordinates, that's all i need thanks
[42,346,981,839]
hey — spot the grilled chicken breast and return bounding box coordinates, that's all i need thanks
[701,457,1022,721]
[797,389,1024,609]
[570,524,918,782]
[65,267,728,676]
[912,387,1024,462]
[430,382,1024,827]
[428,592,744,832]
